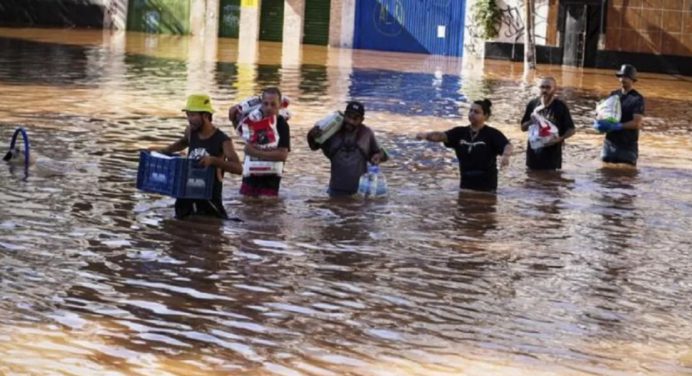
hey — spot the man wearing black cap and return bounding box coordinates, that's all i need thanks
[595,64,645,166]
[307,101,388,196]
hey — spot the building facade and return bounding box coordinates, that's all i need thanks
[465,0,691,75]
[1,0,689,74]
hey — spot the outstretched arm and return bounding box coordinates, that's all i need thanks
[156,137,188,155]
[415,131,448,143]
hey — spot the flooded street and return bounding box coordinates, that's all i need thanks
[1,28,691,375]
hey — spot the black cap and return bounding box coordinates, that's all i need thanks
[345,101,365,117]
[616,64,638,81]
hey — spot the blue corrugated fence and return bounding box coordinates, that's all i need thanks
[354,0,466,57]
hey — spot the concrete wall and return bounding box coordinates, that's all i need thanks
[328,0,355,48]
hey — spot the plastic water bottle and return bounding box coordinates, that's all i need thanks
[238,96,262,114]
[358,165,387,198]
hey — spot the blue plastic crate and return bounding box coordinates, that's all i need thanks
[136,150,215,200]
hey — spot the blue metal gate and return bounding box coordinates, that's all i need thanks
[354,0,466,56]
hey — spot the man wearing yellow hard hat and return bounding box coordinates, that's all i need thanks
[155,94,242,219]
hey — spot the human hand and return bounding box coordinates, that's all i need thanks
[593,120,611,133]
[370,152,383,165]
[530,112,541,123]
[228,105,241,124]
[500,155,510,169]
[308,126,323,140]
[244,143,258,157]
[199,156,217,168]
[544,135,562,147]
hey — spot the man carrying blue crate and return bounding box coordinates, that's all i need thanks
[156,94,243,219]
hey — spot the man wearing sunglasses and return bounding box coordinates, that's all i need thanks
[307,101,388,196]
[520,77,576,171]
[238,87,291,197]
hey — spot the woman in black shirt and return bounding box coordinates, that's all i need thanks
[416,99,513,192]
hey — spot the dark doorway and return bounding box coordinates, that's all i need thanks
[260,0,285,42]
[561,1,602,67]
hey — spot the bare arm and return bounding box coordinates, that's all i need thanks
[500,143,513,168]
[559,127,576,142]
[197,140,243,174]
[245,144,289,162]
[157,137,188,154]
[415,131,448,143]
[219,139,243,174]
[621,114,643,130]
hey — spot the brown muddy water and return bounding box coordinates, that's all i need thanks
[0,28,691,375]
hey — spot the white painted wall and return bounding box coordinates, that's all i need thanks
[329,0,355,48]
[490,0,550,45]
[103,0,128,30]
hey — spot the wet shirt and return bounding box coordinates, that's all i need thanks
[603,89,645,165]
[444,125,509,192]
[240,116,290,196]
[313,125,383,195]
[175,128,230,219]
[521,97,575,170]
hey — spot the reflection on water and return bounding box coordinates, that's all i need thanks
[1,28,691,375]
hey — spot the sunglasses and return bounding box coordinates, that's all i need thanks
[262,101,278,108]
[539,85,553,89]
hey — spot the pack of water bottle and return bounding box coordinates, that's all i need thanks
[357,164,388,198]
[233,95,292,125]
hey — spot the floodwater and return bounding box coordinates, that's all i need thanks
[0,28,691,375]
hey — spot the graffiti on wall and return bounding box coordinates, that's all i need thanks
[494,0,548,44]
[463,20,484,56]
[464,0,549,57]
[105,0,128,30]
[498,4,523,41]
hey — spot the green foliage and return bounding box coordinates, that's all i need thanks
[472,0,503,40]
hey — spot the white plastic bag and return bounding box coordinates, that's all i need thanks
[237,109,280,149]
[596,95,621,124]
[528,114,560,151]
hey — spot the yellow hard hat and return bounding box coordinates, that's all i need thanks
[182,94,215,113]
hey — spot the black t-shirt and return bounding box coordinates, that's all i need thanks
[241,115,291,191]
[444,125,509,192]
[521,97,575,170]
[175,127,230,219]
[603,89,645,163]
